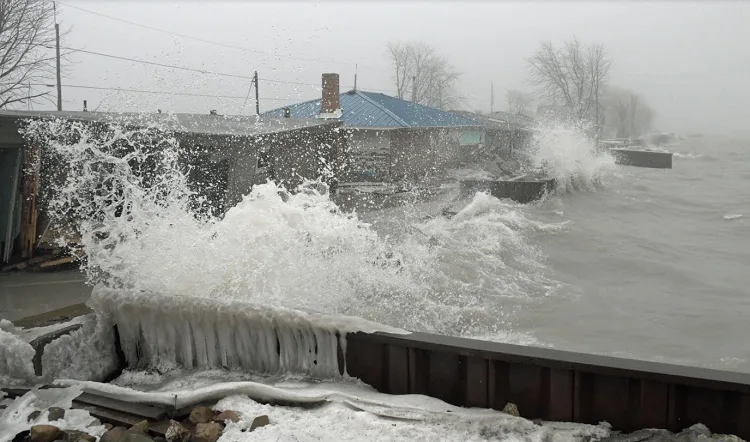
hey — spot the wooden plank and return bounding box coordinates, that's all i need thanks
[427,351,463,406]
[74,392,167,420]
[548,368,574,422]
[465,356,488,408]
[71,403,168,436]
[638,379,669,431]
[508,363,546,419]
[408,348,428,395]
[386,345,409,395]
[489,359,510,411]
[38,256,75,268]
[19,140,40,259]
[590,374,632,431]
[345,336,385,391]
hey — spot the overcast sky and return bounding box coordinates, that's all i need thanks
[45,1,750,135]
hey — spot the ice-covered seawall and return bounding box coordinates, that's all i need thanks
[88,287,408,377]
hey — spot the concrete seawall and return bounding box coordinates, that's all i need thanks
[611,149,673,169]
[460,179,555,204]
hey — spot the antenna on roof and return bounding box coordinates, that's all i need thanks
[354,63,358,91]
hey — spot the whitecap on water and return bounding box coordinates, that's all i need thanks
[528,123,618,193]
[723,213,743,220]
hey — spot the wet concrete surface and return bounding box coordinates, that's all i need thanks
[0,270,91,322]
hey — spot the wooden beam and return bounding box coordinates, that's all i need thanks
[19,140,40,259]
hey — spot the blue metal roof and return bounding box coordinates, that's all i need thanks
[263,90,481,129]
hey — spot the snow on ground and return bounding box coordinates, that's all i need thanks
[0,386,106,442]
[56,373,610,442]
[215,394,608,442]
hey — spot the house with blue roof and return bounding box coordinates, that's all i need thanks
[264,74,485,183]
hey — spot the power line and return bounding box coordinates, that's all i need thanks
[28,83,306,102]
[58,1,362,68]
[59,45,399,94]
[60,46,256,81]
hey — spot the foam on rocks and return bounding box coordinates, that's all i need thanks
[89,286,407,377]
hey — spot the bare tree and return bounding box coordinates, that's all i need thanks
[600,86,655,138]
[527,37,612,126]
[386,41,461,110]
[506,89,534,115]
[0,0,66,109]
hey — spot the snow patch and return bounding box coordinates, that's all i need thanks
[54,378,609,442]
[0,386,105,442]
[0,327,37,386]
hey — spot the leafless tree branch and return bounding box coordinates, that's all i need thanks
[527,36,612,125]
[386,41,461,110]
[0,0,70,109]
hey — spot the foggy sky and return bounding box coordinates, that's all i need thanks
[47,1,750,136]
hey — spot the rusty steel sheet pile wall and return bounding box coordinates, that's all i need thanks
[345,332,750,439]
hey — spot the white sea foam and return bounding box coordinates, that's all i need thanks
[723,213,743,220]
[528,124,618,193]
[24,117,566,345]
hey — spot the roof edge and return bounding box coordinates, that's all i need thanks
[352,90,409,127]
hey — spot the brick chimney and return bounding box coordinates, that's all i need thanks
[319,73,342,118]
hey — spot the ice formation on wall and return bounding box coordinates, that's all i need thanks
[89,287,406,376]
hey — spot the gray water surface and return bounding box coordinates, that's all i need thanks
[524,136,750,369]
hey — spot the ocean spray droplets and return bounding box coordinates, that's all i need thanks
[27,117,564,340]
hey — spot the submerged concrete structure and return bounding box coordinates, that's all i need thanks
[459,178,556,204]
[611,148,673,169]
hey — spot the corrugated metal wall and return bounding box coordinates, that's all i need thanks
[345,331,750,438]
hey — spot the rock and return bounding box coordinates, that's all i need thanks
[153,438,166,442]
[502,402,520,417]
[213,411,240,423]
[12,430,30,442]
[193,422,222,442]
[128,421,149,434]
[87,419,102,428]
[30,425,62,442]
[713,435,744,442]
[189,406,214,425]
[101,427,128,442]
[47,407,66,422]
[121,433,154,442]
[249,415,270,431]
[61,431,95,442]
[28,410,42,422]
[165,420,190,442]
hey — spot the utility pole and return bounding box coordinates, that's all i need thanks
[54,2,62,111]
[254,71,259,115]
[490,82,494,113]
[354,64,358,91]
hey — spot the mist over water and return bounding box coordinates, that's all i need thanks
[28,117,626,345]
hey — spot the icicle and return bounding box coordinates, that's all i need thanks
[88,287,405,378]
